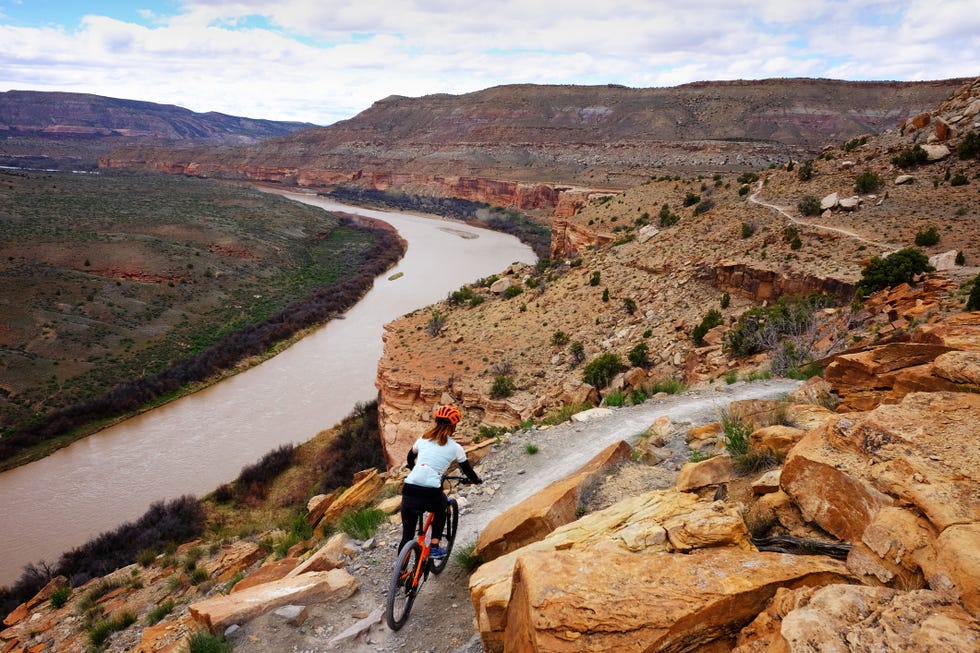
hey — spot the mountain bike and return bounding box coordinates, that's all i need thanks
[385,474,470,630]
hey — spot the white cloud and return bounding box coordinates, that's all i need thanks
[0,1,976,124]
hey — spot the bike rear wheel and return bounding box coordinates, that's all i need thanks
[430,498,458,575]
[386,540,423,630]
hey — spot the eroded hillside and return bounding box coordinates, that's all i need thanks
[101,78,967,190]
[375,78,980,466]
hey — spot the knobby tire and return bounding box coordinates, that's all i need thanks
[386,540,423,630]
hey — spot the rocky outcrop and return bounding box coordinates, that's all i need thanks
[475,440,632,562]
[469,489,760,652]
[188,569,358,633]
[550,219,615,258]
[733,584,980,653]
[503,548,850,653]
[781,391,980,612]
[704,261,856,303]
[825,311,980,411]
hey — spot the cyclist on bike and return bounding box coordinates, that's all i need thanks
[399,404,482,558]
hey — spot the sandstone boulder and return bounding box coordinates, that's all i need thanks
[504,548,850,653]
[922,143,950,161]
[231,558,301,593]
[929,249,960,271]
[933,349,980,385]
[322,468,384,524]
[558,379,598,406]
[489,276,514,294]
[752,469,782,495]
[469,489,752,652]
[783,403,835,432]
[286,532,352,577]
[749,425,806,456]
[189,569,358,633]
[838,195,861,210]
[474,440,631,562]
[819,192,839,211]
[733,585,980,653]
[781,391,980,608]
[675,454,735,491]
[895,174,915,185]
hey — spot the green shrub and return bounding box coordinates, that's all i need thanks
[957,131,980,159]
[797,195,820,216]
[682,192,700,207]
[649,378,684,394]
[914,227,940,246]
[589,271,601,286]
[783,225,799,242]
[88,611,136,648]
[967,275,980,311]
[720,292,731,309]
[601,288,609,302]
[448,285,476,305]
[186,630,232,653]
[740,222,756,239]
[693,198,715,215]
[551,330,569,346]
[236,444,295,503]
[568,341,586,367]
[476,425,508,442]
[623,297,637,314]
[797,159,814,181]
[856,248,934,296]
[454,542,482,572]
[582,353,627,388]
[956,251,966,266]
[524,443,539,455]
[490,375,516,399]
[628,389,648,405]
[744,369,772,382]
[146,599,175,626]
[737,172,759,184]
[891,145,928,168]
[724,295,832,359]
[720,410,750,458]
[842,136,868,152]
[790,236,803,250]
[50,586,71,609]
[603,391,626,407]
[693,309,724,346]
[425,309,445,336]
[503,284,524,299]
[950,173,969,186]
[724,370,739,384]
[628,342,649,368]
[738,184,750,196]
[659,203,680,227]
[854,171,883,193]
[338,507,387,540]
[190,568,210,585]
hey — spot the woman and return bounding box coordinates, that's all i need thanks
[399,404,482,558]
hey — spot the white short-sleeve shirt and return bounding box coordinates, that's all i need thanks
[404,437,467,488]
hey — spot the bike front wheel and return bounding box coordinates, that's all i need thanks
[386,540,423,630]
[430,498,459,575]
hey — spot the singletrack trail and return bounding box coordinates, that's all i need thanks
[341,378,799,653]
[748,184,901,251]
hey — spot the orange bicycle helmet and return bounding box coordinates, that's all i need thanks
[433,404,462,425]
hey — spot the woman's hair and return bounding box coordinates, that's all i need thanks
[422,420,455,446]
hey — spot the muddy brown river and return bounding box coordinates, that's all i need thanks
[0,193,535,585]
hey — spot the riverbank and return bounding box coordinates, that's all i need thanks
[0,171,405,472]
[0,194,535,587]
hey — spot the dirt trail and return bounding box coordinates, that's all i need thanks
[748,184,901,251]
[231,378,800,653]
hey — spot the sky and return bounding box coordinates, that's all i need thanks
[0,1,978,126]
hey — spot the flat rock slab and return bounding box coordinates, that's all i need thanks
[189,569,358,633]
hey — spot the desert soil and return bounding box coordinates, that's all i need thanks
[228,378,800,653]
